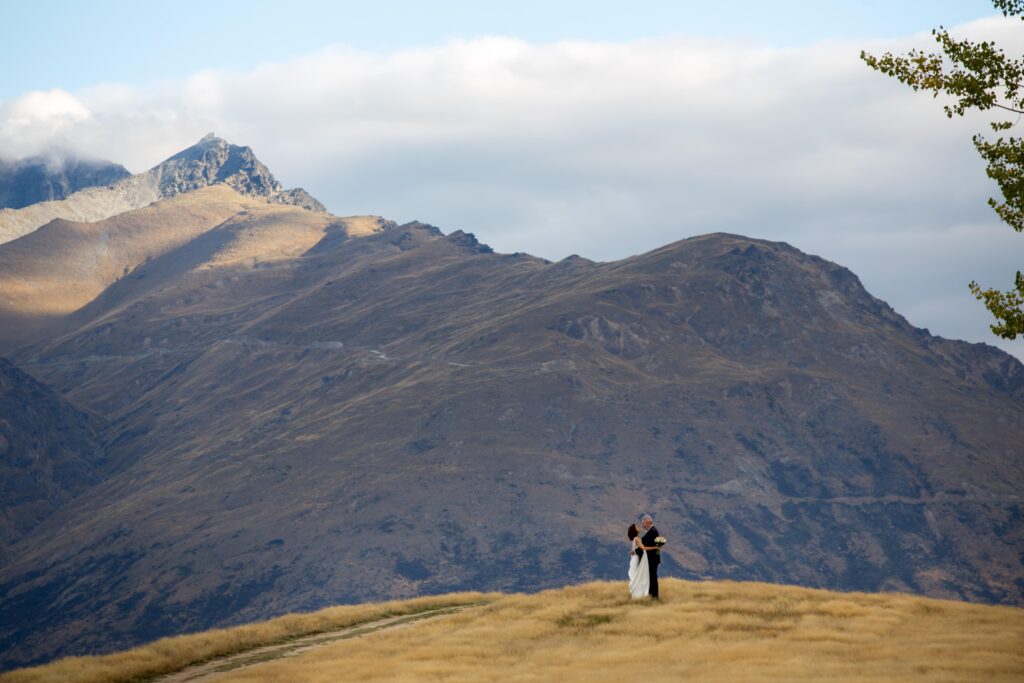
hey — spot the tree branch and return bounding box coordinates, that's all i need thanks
[993,102,1024,115]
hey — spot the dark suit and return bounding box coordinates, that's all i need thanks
[641,525,660,598]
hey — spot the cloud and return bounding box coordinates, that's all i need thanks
[0,17,1020,359]
[0,89,92,160]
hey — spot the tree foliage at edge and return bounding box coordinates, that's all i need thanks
[861,0,1024,340]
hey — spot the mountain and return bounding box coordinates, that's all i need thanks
[0,186,1020,670]
[0,186,381,548]
[149,134,324,212]
[0,185,342,351]
[0,358,107,565]
[0,134,324,246]
[0,154,130,209]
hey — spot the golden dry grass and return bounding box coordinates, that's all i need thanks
[0,593,493,683]
[0,186,255,316]
[195,205,336,270]
[338,216,386,237]
[218,579,1024,683]
[5,579,1023,683]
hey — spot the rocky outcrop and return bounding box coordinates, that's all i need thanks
[0,134,325,245]
[445,229,494,253]
[269,187,326,212]
[153,134,324,210]
[0,155,130,209]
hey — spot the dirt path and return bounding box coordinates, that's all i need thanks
[150,605,474,682]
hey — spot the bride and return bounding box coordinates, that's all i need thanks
[627,523,651,599]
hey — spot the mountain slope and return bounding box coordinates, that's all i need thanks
[0,358,106,563]
[0,134,324,246]
[0,186,354,351]
[1,213,1020,669]
[0,155,130,209]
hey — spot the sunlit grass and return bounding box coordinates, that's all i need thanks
[0,593,493,683]
[4,579,1023,683]
[213,579,1024,683]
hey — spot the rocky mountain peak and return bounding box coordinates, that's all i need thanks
[148,134,325,211]
[155,134,281,198]
[445,229,494,253]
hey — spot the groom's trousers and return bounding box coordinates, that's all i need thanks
[649,557,659,598]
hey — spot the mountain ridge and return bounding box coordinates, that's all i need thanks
[0,154,130,210]
[0,135,324,246]
[0,186,369,353]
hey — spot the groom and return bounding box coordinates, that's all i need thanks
[640,514,660,599]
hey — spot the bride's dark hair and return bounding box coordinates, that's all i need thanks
[627,523,638,540]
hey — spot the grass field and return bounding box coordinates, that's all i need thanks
[0,593,494,683]
[5,579,1023,682]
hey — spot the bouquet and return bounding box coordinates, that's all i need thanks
[653,536,667,548]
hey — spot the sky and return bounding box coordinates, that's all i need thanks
[0,1,1000,98]
[2,0,1022,359]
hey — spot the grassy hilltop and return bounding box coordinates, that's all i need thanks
[5,578,1024,683]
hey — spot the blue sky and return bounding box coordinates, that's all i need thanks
[1,0,999,100]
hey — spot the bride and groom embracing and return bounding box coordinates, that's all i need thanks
[627,514,665,600]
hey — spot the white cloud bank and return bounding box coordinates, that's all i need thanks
[1,18,1021,359]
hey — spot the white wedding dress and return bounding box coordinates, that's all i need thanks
[628,540,650,599]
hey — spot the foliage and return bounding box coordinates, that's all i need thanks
[861,0,1024,339]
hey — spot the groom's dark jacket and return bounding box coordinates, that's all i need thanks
[641,526,660,565]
